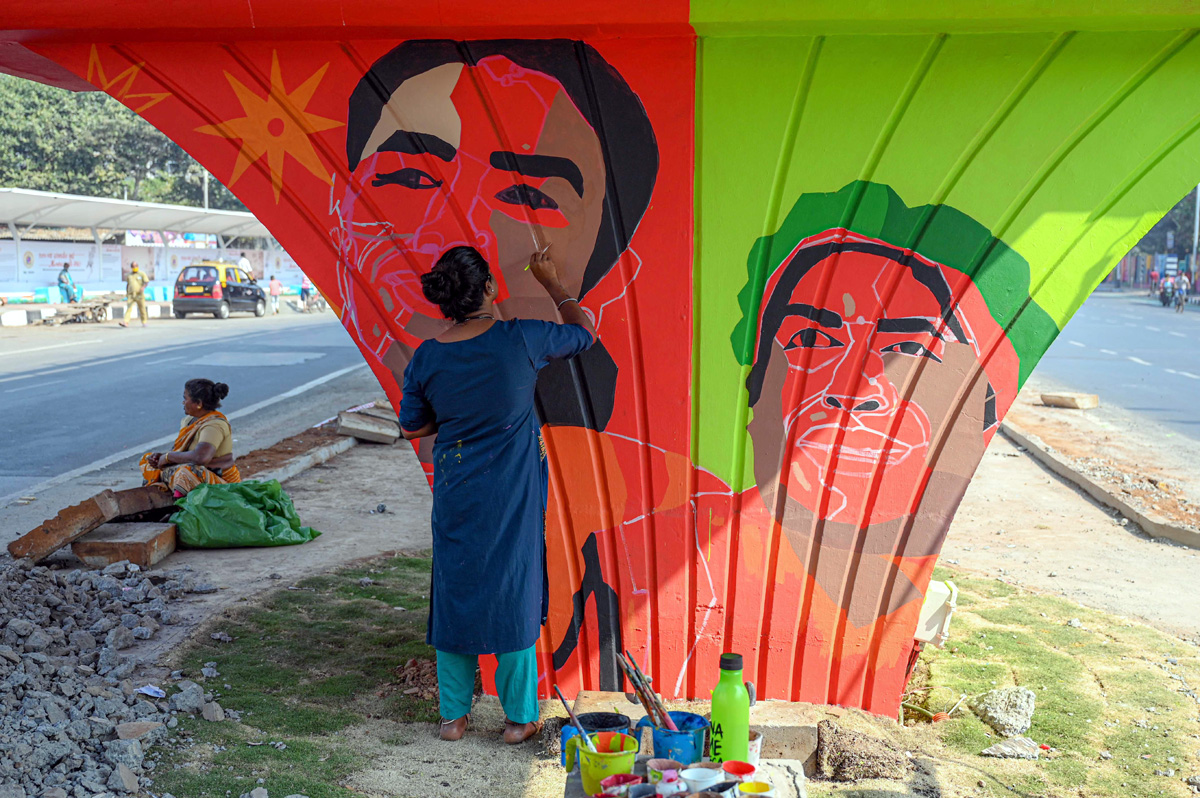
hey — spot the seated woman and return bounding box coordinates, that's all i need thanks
[141,378,241,497]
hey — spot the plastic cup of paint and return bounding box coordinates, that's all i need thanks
[681,767,723,792]
[710,781,741,797]
[647,758,684,784]
[737,781,775,796]
[600,773,643,796]
[747,730,763,767]
[627,785,658,798]
[722,760,756,782]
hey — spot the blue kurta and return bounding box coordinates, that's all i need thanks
[399,319,594,655]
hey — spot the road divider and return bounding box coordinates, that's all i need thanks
[1001,421,1200,550]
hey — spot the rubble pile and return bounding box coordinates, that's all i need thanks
[0,559,203,797]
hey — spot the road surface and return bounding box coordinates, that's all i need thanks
[1032,290,1200,442]
[0,309,384,542]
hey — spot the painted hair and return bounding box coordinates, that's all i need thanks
[346,38,658,298]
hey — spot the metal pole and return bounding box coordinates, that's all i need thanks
[1192,183,1199,273]
[203,172,210,209]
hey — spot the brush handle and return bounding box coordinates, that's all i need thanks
[554,684,597,752]
[626,650,678,732]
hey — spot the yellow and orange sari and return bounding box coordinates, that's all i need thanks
[140,411,242,496]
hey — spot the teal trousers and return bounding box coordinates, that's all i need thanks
[436,645,539,724]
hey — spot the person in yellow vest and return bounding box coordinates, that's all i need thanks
[119,263,149,327]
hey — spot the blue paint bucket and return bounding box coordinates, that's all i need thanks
[560,712,633,767]
[635,711,710,764]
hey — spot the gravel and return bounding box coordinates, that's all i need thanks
[0,558,211,796]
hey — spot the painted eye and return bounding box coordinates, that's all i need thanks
[880,341,942,362]
[371,168,443,189]
[783,328,843,350]
[495,184,559,211]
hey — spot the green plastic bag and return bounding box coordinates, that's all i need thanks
[172,480,321,548]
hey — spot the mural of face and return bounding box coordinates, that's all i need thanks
[746,232,1005,608]
[336,55,605,341]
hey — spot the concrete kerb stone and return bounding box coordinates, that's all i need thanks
[0,301,172,327]
[1000,421,1200,550]
[253,435,357,484]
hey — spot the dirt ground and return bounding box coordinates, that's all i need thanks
[127,438,434,676]
[1007,373,1200,531]
[944,377,1200,642]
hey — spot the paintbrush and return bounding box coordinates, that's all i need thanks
[626,650,679,732]
[524,242,551,270]
[553,684,597,752]
[615,653,663,728]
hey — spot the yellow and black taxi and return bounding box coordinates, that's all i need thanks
[172,260,267,319]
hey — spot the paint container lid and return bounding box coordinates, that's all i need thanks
[720,653,744,671]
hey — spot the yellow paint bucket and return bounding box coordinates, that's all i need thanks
[564,731,640,796]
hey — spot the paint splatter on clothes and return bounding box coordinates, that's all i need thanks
[400,319,593,655]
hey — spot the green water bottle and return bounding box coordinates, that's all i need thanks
[709,652,750,762]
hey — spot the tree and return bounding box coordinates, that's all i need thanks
[0,74,246,211]
[1133,186,1198,257]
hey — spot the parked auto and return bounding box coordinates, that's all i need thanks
[172,261,267,319]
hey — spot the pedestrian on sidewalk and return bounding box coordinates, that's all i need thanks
[238,251,254,281]
[56,263,79,303]
[399,245,595,746]
[268,274,282,314]
[119,263,149,327]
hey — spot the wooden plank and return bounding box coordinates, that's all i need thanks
[335,410,400,444]
[8,485,173,562]
[71,522,177,570]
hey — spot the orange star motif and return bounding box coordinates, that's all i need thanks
[196,51,342,202]
[87,45,169,114]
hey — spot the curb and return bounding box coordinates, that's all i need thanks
[252,435,357,484]
[0,302,173,327]
[1000,421,1200,550]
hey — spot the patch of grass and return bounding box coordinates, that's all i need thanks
[908,566,1199,798]
[152,552,438,798]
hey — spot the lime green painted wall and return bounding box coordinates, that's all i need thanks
[694,29,1200,486]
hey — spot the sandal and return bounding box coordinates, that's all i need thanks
[439,715,469,741]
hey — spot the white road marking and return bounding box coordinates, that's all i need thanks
[1166,368,1179,375]
[1100,349,1118,355]
[0,362,368,506]
[0,327,279,385]
[4,378,66,394]
[1180,371,1200,380]
[1068,340,1085,347]
[1128,356,1153,366]
[0,338,104,358]
[1169,331,1186,338]
[143,356,186,365]
[1146,326,1161,332]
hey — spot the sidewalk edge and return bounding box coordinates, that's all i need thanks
[1000,421,1200,550]
[253,435,357,484]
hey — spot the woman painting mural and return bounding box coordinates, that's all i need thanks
[141,379,241,497]
[400,245,595,743]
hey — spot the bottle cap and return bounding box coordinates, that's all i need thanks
[720,653,743,671]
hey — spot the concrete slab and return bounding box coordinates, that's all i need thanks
[72,521,177,570]
[336,410,400,444]
[1040,391,1100,409]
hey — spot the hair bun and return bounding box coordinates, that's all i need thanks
[214,382,230,401]
[420,269,456,304]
